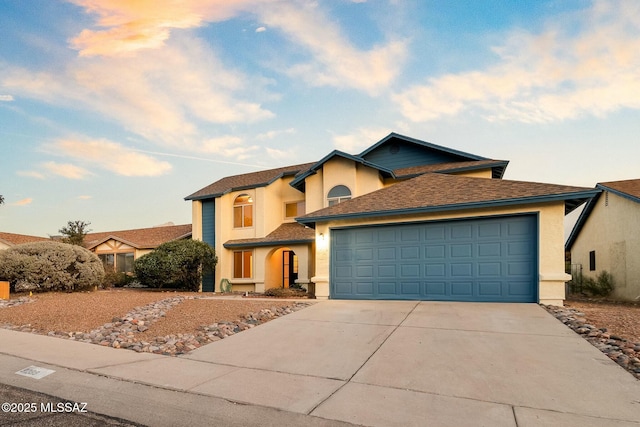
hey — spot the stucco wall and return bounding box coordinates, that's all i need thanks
[311,201,569,305]
[571,192,640,301]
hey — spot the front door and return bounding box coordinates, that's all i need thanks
[282,250,299,288]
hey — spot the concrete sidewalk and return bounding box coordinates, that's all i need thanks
[1,301,640,426]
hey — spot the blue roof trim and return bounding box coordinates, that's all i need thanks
[358,132,488,161]
[297,190,600,227]
[598,183,640,204]
[289,150,394,191]
[223,239,314,249]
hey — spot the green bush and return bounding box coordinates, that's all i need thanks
[582,270,615,297]
[134,240,216,291]
[101,267,136,289]
[0,241,105,292]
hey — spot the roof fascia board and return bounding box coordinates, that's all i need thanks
[597,183,640,204]
[297,190,601,226]
[565,190,603,250]
[223,239,314,249]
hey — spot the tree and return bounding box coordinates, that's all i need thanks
[134,240,217,291]
[58,220,91,246]
[0,195,4,205]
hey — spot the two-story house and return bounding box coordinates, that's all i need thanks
[186,133,598,305]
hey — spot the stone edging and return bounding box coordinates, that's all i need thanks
[543,304,640,380]
[1,296,314,356]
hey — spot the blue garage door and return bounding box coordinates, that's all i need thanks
[330,215,537,302]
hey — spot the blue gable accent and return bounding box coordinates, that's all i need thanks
[202,200,216,292]
[360,133,487,170]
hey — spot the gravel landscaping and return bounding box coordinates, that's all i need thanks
[544,299,640,380]
[0,289,314,356]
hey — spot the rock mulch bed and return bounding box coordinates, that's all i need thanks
[544,304,640,380]
[2,295,313,356]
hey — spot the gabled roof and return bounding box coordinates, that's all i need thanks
[565,178,640,250]
[297,173,598,227]
[185,162,315,201]
[0,232,49,247]
[223,222,314,248]
[359,132,488,162]
[394,159,509,179]
[84,224,192,250]
[289,150,394,192]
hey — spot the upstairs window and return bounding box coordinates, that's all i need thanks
[233,194,253,228]
[285,201,305,219]
[327,185,351,207]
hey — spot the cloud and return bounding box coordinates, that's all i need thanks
[258,2,407,95]
[68,0,262,56]
[42,161,92,179]
[333,127,392,153]
[17,170,46,179]
[393,0,640,123]
[255,26,266,33]
[200,135,259,159]
[0,94,13,101]
[78,195,93,200]
[12,198,33,206]
[48,139,172,176]
[255,128,295,140]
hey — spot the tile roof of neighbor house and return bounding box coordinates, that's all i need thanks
[84,224,192,250]
[185,162,316,201]
[297,173,599,225]
[598,178,640,203]
[223,222,315,248]
[0,232,49,246]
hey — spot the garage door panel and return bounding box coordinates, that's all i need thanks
[331,215,537,302]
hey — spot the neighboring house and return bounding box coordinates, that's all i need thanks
[0,232,49,250]
[566,179,640,301]
[84,224,192,274]
[186,133,598,305]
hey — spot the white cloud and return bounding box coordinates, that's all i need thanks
[333,127,392,153]
[255,128,296,140]
[47,139,172,177]
[17,170,46,179]
[12,198,33,206]
[393,0,640,123]
[0,94,13,101]
[78,195,93,200]
[255,26,266,32]
[200,135,259,159]
[258,2,407,95]
[42,161,92,179]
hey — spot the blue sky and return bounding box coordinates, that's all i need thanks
[1,0,639,236]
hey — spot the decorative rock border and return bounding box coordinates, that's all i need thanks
[1,295,314,356]
[0,296,34,309]
[543,305,640,380]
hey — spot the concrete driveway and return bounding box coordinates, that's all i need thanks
[2,300,640,426]
[179,300,640,426]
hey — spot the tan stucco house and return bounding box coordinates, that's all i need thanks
[566,179,640,301]
[186,133,597,305]
[84,224,192,273]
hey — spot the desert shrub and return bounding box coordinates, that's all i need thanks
[582,270,615,297]
[134,239,216,291]
[263,287,308,298]
[101,267,136,289]
[0,241,105,292]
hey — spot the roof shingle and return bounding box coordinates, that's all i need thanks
[298,173,596,223]
[84,224,192,250]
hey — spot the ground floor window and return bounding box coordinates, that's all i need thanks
[98,252,134,274]
[234,250,253,278]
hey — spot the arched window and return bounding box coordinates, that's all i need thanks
[327,185,351,207]
[233,194,253,228]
